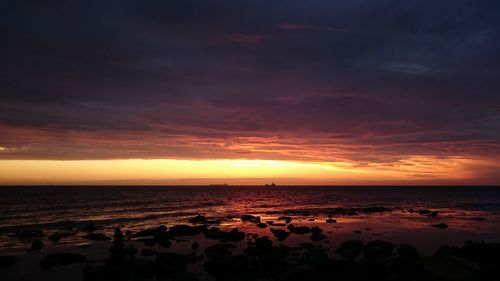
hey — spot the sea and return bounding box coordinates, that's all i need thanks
[1,186,500,255]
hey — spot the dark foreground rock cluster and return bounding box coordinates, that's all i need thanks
[2,212,499,281]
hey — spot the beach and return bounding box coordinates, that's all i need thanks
[1,186,500,280]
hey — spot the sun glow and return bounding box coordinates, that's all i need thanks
[0,156,493,185]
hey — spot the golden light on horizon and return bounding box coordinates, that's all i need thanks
[0,156,494,185]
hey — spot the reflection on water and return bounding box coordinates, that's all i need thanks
[0,186,500,254]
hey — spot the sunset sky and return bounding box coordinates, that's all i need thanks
[1,1,500,185]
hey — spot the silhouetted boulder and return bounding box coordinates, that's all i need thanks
[310,232,327,241]
[255,237,273,249]
[133,225,167,237]
[241,214,261,223]
[140,248,158,256]
[13,230,44,238]
[336,240,364,259]
[204,255,249,279]
[364,240,394,259]
[278,216,292,223]
[167,225,206,237]
[256,222,268,228]
[288,224,311,234]
[203,227,245,242]
[136,238,156,247]
[430,223,448,229]
[326,218,337,223]
[28,240,45,252]
[398,244,420,260]
[363,206,392,213]
[271,228,290,241]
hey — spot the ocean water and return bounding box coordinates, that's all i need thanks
[1,186,500,254]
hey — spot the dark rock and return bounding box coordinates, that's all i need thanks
[83,233,111,241]
[140,248,158,256]
[430,223,448,229]
[418,209,432,215]
[156,252,196,272]
[167,225,206,237]
[29,240,45,251]
[133,225,167,237]
[287,224,311,234]
[271,228,290,241]
[326,218,337,223]
[40,252,86,269]
[429,211,439,218]
[191,242,199,250]
[255,237,273,249]
[336,240,364,259]
[471,217,486,221]
[0,256,16,268]
[278,216,292,223]
[205,243,235,259]
[310,232,327,241]
[398,244,420,259]
[364,240,394,259]
[256,222,268,228]
[353,230,362,234]
[311,226,323,233]
[240,214,260,223]
[188,214,208,224]
[203,227,245,242]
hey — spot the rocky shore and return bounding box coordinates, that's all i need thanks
[1,210,499,281]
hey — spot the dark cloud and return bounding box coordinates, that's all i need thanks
[1,0,500,182]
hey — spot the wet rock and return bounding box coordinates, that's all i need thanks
[418,209,432,215]
[28,240,45,252]
[287,224,311,234]
[311,226,323,233]
[256,222,268,228]
[336,240,364,259]
[430,223,448,229]
[205,243,235,259]
[398,244,420,260]
[278,216,292,223]
[326,218,337,223]
[83,233,111,241]
[140,248,158,256]
[13,230,44,238]
[255,237,273,249]
[310,232,327,241]
[204,255,249,279]
[156,252,196,272]
[363,240,394,259]
[40,252,86,269]
[167,225,206,237]
[189,214,208,224]
[191,242,199,250]
[203,227,245,242]
[271,228,290,241]
[0,256,16,268]
[240,214,261,223]
[133,225,167,237]
[429,211,439,218]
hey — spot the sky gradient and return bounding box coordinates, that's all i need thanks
[1,0,500,185]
